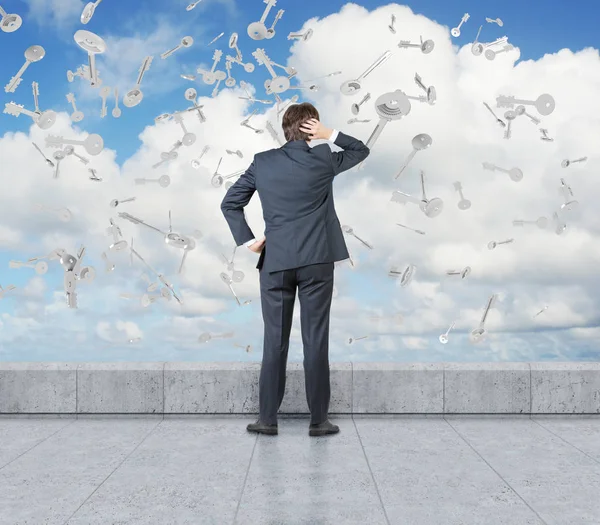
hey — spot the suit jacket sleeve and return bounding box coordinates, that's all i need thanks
[330,131,370,175]
[220,158,257,246]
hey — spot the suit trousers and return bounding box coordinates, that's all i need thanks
[258,261,335,426]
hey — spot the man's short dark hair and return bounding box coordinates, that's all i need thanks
[282,102,320,142]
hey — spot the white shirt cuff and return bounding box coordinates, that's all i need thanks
[244,238,256,247]
[328,129,339,142]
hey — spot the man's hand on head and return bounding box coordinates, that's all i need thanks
[248,236,266,253]
[299,119,333,141]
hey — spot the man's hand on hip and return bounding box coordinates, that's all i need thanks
[299,119,333,141]
[248,236,266,253]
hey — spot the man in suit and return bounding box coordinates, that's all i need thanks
[220,102,370,436]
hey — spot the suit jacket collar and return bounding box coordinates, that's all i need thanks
[283,140,311,150]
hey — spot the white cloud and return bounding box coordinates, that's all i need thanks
[24,0,84,29]
[1,2,600,360]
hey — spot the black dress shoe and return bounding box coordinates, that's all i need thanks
[309,419,340,436]
[247,419,278,435]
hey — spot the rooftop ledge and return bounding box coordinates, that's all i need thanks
[1,362,599,415]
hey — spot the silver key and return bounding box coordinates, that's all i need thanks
[107,218,128,251]
[451,13,469,37]
[191,145,210,169]
[184,88,207,122]
[485,43,513,61]
[453,181,471,210]
[252,48,290,93]
[240,109,264,133]
[52,151,65,179]
[439,321,456,344]
[483,101,505,127]
[388,265,416,287]
[398,36,435,54]
[482,161,523,182]
[110,197,136,208]
[239,80,274,104]
[198,332,235,344]
[226,149,243,158]
[64,145,90,165]
[513,217,548,229]
[186,0,202,11]
[265,9,284,39]
[340,50,391,96]
[5,45,45,93]
[540,128,554,142]
[266,121,283,145]
[0,284,16,299]
[197,49,227,85]
[123,55,153,107]
[515,104,540,125]
[390,171,444,219]
[287,28,313,41]
[160,36,193,59]
[66,93,84,122]
[485,17,503,27]
[341,225,373,249]
[358,90,411,168]
[207,32,224,46]
[469,294,497,344]
[406,72,436,105]
[112,87,121,118]
[396,223,425,235]
[45,133,104,156]
[559,178,578,212]
[173,113,197,146]
[4,101,56,129]
[496,93,555,116]
[347,118,371,124]
[0,5,22,32]
[135,175,171,188]
[219,272,251,306]
[152,141,182,168]
[32,203,72,222]
[351,93,371,115]
[88,168,102,182]
[561,157,587,168]
[394,133,432,179]
[487,238,514,250]
[81,0,102,24]
[73,31,106,87]
[388,14,396,34]
[99,85,111,118]
[247,0,277,41]
[446,267,471,279]
[32,142,54,167]
[9,258,48,274]
[533,305,548,318]
[503,110,516,139]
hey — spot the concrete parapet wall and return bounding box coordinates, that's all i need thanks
[1,362,599,414]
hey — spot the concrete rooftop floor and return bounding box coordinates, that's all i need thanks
[1,415,599,524]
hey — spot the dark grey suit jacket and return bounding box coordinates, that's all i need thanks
[220,131,370,273]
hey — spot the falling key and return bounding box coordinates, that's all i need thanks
[45,133,104,156]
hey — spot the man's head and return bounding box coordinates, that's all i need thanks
[282,102,320,142]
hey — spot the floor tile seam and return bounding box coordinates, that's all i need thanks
[232,434,259,525]
[351,417,392,525]
[0,418,78,472]
[529,417,600,466]
[529,362,532,417]
[442,416,549,525]
[61,417,165,525]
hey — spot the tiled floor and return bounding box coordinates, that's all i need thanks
[0,415,599,524]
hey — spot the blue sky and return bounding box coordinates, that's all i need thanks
[2,0,599,161]
[1,0,599,362]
